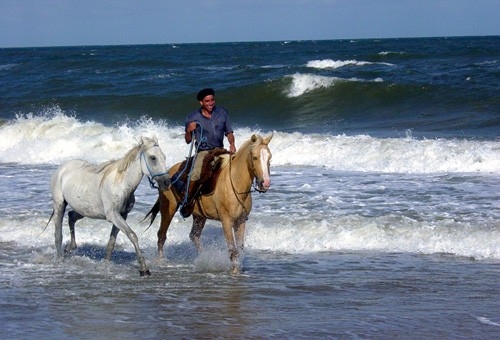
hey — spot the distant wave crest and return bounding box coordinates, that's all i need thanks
[286,73,383,97]
[306,59,394,69]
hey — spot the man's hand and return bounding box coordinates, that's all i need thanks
[186,122,197,133]
[185,121,197,144]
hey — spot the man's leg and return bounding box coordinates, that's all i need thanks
[180,151,207,218]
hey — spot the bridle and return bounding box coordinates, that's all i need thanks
[227,144,269,215]
[140,145,169,189]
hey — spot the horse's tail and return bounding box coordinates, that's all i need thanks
[142,199,160,229]
[40,210,54,236]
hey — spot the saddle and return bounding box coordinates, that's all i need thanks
[172,148,229,196]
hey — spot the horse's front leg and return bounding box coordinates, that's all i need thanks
[157,191,178,258]
[106,211,128,261]
[234,218,247,254]
[190,215,206,252]
[221,218,241,275]
[108,212,150,276]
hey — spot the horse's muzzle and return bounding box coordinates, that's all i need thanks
[255,178,271,192]
[155,175,171,192]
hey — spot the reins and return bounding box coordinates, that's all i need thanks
[228,153,252,216]
[176,129,265,216]
[229,145,267,194]
[175,123,206,211]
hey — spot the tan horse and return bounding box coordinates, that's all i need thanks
[146,133,273,274]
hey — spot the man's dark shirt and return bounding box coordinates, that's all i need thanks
[185,106,233,151]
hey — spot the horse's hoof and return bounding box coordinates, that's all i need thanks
[230,266,241,276]
[140,269,151,277]
[154,256,167,265]
[64,245,76,253]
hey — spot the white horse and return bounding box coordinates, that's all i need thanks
[47,136,170,276]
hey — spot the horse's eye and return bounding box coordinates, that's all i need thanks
[150,156,157,161]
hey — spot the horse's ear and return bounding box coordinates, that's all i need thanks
[140,136,158,145]
[264,133,273,145]
[251,134,258,142]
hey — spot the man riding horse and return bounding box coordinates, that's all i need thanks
[180,88,237,218]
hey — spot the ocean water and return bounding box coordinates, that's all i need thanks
[1,36,499,338]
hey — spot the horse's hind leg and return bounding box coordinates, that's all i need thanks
[66,210,84,252]
[106,225,120,261]
[53,201,67,258]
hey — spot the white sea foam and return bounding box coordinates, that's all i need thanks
[2,119,497,262]
[245,215,500,260]
[1,110,499,174]
[476,316,500,327]
[0,109,498,263]
[1,202,498,261]
[270,132,500,173]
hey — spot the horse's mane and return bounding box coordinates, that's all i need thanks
[98,137,153,186]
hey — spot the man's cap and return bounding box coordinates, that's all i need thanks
[197,88,215,101]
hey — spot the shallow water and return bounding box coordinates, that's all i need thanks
[2,248,499,339]
[1,165,499,338]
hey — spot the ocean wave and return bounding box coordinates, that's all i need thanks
[0,107,186,166]
[306,59,394,69]
[1,110,499,174]
[286,73,340,97]
[2,208,498,261]
[0,63,17,71]
[246,215,500,260]
[285,73,383,97]
[378,51,407,56]
[271,132,500,173]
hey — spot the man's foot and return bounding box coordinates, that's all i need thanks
[180,180,201,218]
[180,200,195,218]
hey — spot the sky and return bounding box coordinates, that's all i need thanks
[1,0,499,48]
